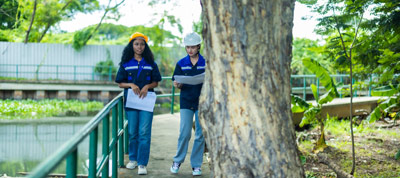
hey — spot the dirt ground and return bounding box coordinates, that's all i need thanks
[118,114,400,178]
[118,113,211,178]
[298,119,400,178]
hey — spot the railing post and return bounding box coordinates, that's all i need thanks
[16,64,18,79]
[171,85,175,114]
[102,114,110,178]
[66,149,78,178]
[88,127,98,178]
[340,76,344,98]
[369,75,372,96]
[74,66,77,82]
[92,66,95,81]
[118,99,125,167]
[36,64,40,80]
[56,66,59,80]
[109,66,112,82]
[124,111,129,154]
[112,105,118,178]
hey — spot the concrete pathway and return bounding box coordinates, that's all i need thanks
[118,113,211,178]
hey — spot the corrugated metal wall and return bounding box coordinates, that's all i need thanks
[0,42,124,80]
[0,42,124,65]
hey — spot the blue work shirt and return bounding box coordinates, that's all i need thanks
[115,58,162,109]
[172,54,206,110]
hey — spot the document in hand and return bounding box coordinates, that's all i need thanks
[125,90,157,112]
[174,72,205,85]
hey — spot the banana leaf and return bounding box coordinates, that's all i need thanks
[303,58,339,97]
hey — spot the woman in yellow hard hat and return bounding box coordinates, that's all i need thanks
[115,32,162,175]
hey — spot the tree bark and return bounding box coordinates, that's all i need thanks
[24,0,37,43]
[199,0,304,177]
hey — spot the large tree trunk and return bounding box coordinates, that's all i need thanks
[199,0,304,177]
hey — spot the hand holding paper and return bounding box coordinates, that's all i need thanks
[126,90,157,112]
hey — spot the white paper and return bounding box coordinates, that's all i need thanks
[174,73,205,85]
[126,90,157,112]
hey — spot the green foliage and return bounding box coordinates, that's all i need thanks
[367,94,400,123]
[303,58,339,97]
[291,94,310,113]
[94,49,116,78]
[291,38,333,75]
[0,99,103,120]
[72,26,95,50]
[3,0,100,42]
[366,48,400,123]
[298,0,400,81]
[0,0,19,30]
[396,149,400,160]
[293,59,339,151]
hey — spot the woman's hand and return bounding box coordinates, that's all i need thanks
[131,84,140,95]
[173,81,183,89]
[139,85,149,98]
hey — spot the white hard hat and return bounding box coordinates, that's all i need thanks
[183,32,202,46]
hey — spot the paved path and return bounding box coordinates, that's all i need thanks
[118,113,211,178]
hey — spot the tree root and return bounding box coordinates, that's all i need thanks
[317,153,354,178]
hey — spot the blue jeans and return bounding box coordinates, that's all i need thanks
[173,109,205,168]
[126,109,153,166]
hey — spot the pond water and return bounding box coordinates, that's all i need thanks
[0,117,96,177]
[0,104,175,177]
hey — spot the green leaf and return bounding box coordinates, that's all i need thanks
[318,88,336,105]
[367,97,399,123]
[291,94,310,113]
[311,84,319,102]
[300,107,321,127]
[302,58,339,97]
[396,149,400,160]
[371,86,397,97]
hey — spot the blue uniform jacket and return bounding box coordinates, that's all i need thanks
[115,58,162,109]
[172,54,206,110]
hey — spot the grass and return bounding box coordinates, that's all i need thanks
[298,117,400,177]
[0,99,104,120]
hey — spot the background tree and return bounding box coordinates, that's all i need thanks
[0,0,99,42]
[291,37,332,75]
[72,0,124,50]
[199,0,304,177]
[0,0,19,30]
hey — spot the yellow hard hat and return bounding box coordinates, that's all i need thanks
[129,32,149,43]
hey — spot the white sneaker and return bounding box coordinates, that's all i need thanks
[192,167,202,176]
[126,161,137,169]
[170,162,180,173]
[138,165,147,175]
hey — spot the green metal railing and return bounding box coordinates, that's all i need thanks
[290,74,374,100]
[1,64,374,109]
[0,64,115,82]
[27,93,127,178]
[26,80,180,178]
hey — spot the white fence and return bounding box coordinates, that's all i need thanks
[0,42,124,81]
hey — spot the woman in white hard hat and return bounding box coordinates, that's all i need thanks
[170,32,206,176]
[115,32,162,175]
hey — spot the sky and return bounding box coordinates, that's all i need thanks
[59,0,321,40]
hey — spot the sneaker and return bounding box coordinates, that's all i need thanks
[170,162,180,174]
[126,161,137,169]
[192,167,202,176]
[138,165,147,175]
